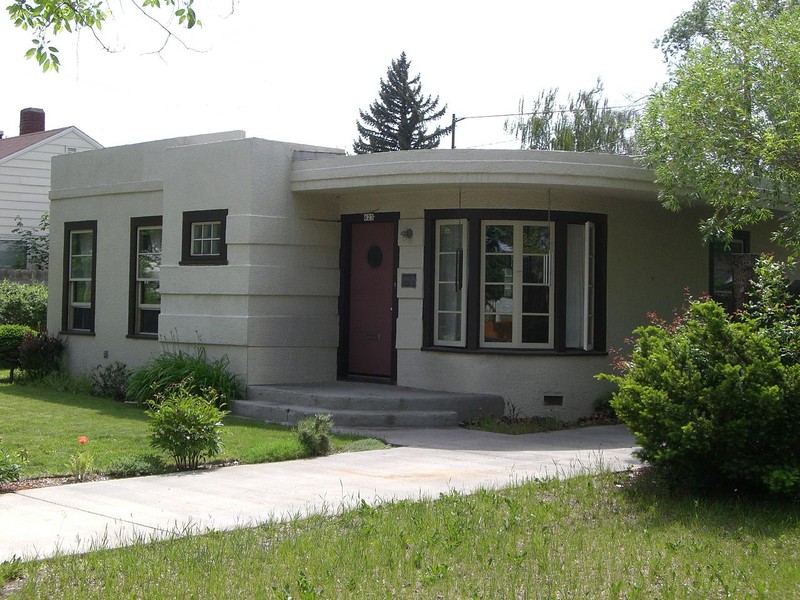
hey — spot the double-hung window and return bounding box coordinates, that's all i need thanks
[130,217,162,337]
[426,209,604,353]
[63,221,97,333]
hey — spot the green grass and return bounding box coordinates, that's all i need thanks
[0,379,385,480]
[4,470,799,598]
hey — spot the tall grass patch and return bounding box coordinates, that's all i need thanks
[127,347,243,408]
[10,471,800,598]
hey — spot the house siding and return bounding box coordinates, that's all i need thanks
[49,136,783,418]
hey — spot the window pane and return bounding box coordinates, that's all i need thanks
[210,239,220,255]
[138,253,161,279]
[438,282,461,312]
[439,224,462,252]
[71,256,93,279]
[523,286,549,314]
[523,255,545,284]
[523,226,549,253]
[522,316,549,343]
[484,255,512,283]
[484,314,513,343]
[140,281,161,306]
[485,225,513,253]
[72,281,92,303]
[437,313,461,342]
[484,284,512,313]
[71,231,92,255]
[139,228,162,253]
[139,309,159,335]
[72,307,92,331]
[439,253,459,281]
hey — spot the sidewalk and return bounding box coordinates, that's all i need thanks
[0,425,639,562]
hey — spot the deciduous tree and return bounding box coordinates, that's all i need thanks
[638,0,800,253]
[6,0,204,71]
[504,80,637,154]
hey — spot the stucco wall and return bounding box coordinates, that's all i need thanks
[334,187,780,419]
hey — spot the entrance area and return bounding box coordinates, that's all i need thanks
[341,215,397,380]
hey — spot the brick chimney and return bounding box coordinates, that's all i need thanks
[20,108,45,135]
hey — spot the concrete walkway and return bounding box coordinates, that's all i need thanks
[0,425,639,562]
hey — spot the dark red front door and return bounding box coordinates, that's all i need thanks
[348,221,396,378]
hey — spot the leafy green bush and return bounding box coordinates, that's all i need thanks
[295,414,334,457]
[0,446,22,484]
[91,361,131,401]
[0,324,35,382]
[18,330,65,379]
[128,347,242,408]
[146,379,229,470]
[600,258,800,497]
[0,280,47,329]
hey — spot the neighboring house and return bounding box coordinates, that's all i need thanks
[46,132,780,419]
[0,108,102,268]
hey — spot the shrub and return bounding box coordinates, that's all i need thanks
[295,414,334,457]
[107,454,166,478]
[18,330,65,379]
[91,361,131,401]
[0,446,22,484]
[16,370,93,394]
[146,379,229,470]
[0,324,35,382]
[0,280,47,329]
[600,260,800,498]
[128,347,242,408]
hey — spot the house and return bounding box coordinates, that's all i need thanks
[0,108,102,268]
[46,132,779,419]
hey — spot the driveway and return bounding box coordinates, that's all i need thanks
[0,424,639,562]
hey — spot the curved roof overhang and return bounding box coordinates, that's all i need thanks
[291,148,659,201]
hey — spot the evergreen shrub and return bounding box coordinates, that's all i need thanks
[600,256,800,497]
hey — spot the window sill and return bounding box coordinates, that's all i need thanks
[59,330,95,337]
[179,259,228,266]
[126,334,159,340]
[421,346,607,357]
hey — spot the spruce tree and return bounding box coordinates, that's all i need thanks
[353,52,452,154]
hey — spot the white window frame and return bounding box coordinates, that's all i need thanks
[191,221,222,257]
[68,229,93,331]
[135,225,162,335]
[434,219,468,347]
[480,221,554,349]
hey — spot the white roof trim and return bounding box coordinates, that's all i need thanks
[0,126,103,165]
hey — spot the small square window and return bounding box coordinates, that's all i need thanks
[180,209,228,265]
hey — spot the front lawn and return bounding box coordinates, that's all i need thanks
[3,469,799,598]
[0,381,384,481]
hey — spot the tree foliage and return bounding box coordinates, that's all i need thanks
[353,52,452,154]
[504,80,637,154]
[6,0,202,71]
[639,0,800,253]
[12,213,49,270]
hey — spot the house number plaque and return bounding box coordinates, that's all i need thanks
[363,213,375,222]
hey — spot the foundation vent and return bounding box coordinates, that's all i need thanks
[543,394,564,407]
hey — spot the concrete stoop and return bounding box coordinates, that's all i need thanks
[231,381,505,429]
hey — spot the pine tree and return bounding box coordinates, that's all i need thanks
[353,52,452,154]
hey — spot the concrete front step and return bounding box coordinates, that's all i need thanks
[231,381,505,429]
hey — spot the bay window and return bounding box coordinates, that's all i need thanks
[425,209,605,353]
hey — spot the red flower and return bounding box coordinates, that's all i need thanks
[78,436,89,444]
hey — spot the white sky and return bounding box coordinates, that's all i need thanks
[1,0,696,151]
